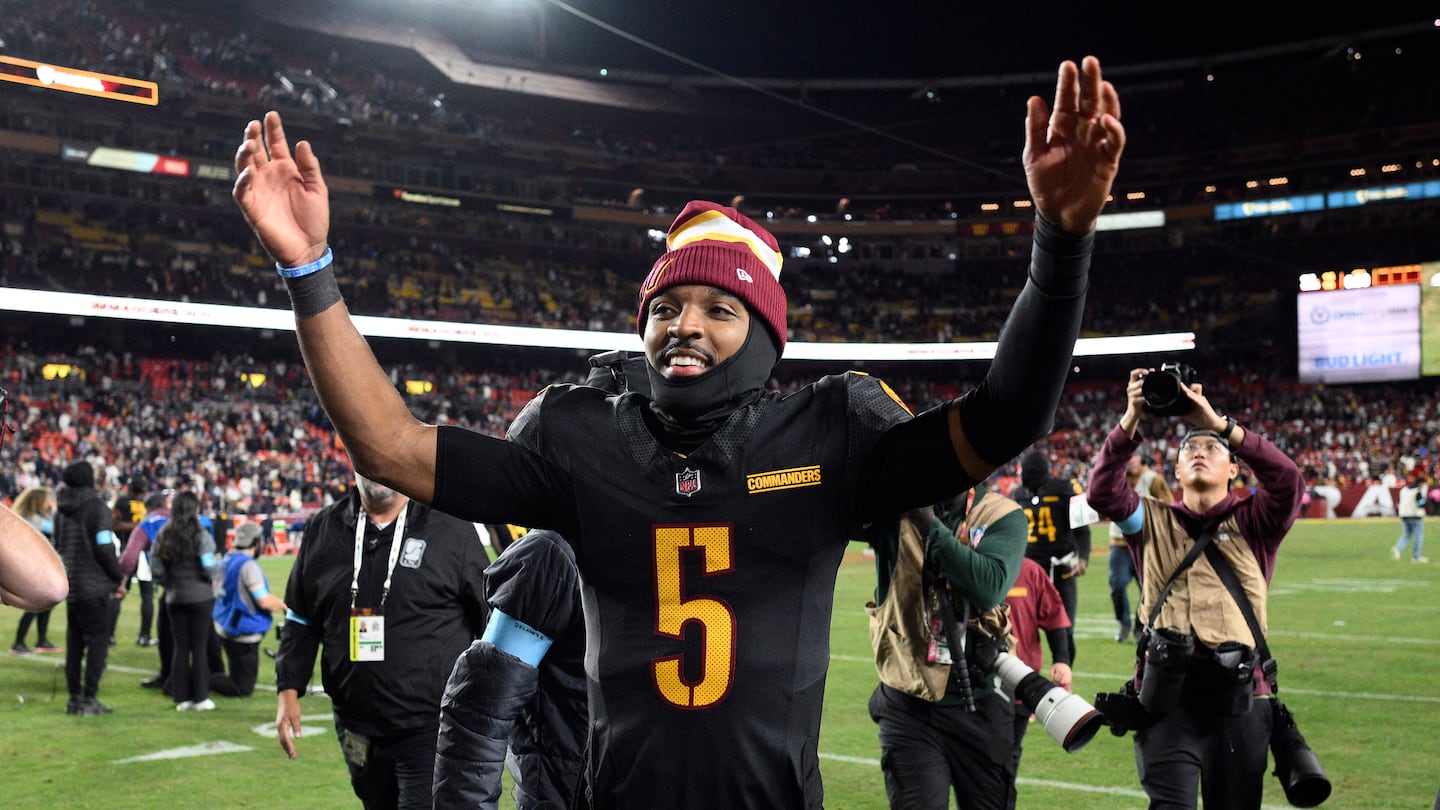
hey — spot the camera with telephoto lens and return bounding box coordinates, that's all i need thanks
[994,652,1103,753]
[1138,628,1194,716]
[1140,362,1199,416]
[1270,700,1332,807]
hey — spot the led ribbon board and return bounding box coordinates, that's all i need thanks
[0,55,158,105]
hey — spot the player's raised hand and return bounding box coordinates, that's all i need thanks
[1024,56,1125,235]
[233,111,331,268]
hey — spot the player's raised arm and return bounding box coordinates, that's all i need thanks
[949,56,1125,482]
[233,111,438,502]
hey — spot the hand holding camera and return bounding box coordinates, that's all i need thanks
[1125,365,1236,443]
[1139,363,1199,416]
[1140,363,1223,428]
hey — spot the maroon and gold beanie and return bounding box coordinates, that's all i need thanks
[636,201,787,355]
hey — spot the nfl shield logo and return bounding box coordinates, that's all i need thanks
[676,468,702,497]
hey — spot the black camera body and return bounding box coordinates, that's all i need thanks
[1094,682,1153,736]
[1141,363,1199,416]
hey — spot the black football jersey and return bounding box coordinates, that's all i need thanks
[434,372,926,810]
[1012,475,1086,562]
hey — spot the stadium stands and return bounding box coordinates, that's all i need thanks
[1,0,1438,515]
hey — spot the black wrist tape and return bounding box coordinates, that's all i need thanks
[284,266,343,318]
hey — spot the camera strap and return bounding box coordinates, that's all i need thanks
[1202,543,1281,693]
[1144,522,1217,629]
[929,577,976,711]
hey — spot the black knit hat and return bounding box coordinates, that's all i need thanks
[62,460,95,488]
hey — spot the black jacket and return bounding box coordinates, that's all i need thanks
[435,529,587,810]
[274,490,490,737]
[53,484,121,601]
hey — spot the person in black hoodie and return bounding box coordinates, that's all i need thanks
[52,460,122,716]
[1010,450,1090,666]
[434,527,586,810]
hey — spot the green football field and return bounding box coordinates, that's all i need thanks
[2,518,1435,809]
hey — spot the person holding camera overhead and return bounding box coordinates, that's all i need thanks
[1086,367,1305,809]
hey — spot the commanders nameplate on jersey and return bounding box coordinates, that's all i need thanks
[745,465,823,494]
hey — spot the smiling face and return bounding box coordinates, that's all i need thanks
[643,284,753,379]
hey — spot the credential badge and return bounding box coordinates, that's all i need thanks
[399,537,427,568]
[676,467,702,497]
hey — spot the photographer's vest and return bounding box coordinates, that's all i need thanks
[867,492,1019,702]
[1137,499,1268,649]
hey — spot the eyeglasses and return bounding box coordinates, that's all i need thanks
[1179,440,1228,457]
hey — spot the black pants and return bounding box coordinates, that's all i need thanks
[15,607,53,646]
[136,579,156,638]
[64,595,112,700]
[1134,671,1273,809]
[1049,561,1080,666]
[334,717,439,810]
[155,586,172,679]
[210,636,260,697]
[1008,699,1031,810]
[869,682,1015,810]
[166,598,214,703]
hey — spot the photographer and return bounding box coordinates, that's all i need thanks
[864,483,1029,810]
[1086,367,1305,809]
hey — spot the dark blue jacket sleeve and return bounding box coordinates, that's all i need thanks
[434,639,541,810]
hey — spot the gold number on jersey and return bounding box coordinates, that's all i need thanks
[1024,506,1058,544]
[653,525,736,708]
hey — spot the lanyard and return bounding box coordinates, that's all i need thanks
[350,504,408,612]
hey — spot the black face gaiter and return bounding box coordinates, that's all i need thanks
[645,318,778,452]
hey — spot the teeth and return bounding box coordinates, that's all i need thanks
[670,356,703,367]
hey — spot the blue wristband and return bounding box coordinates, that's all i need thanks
[276,248,333,279]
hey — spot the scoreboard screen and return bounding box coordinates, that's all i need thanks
[1295,263,1440,384]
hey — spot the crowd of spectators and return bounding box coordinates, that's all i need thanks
[4,342,1437,526]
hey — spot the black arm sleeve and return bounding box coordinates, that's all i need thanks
[91,505,123,584]
[1044,626,1073,667]
[95,540,123,584]
[1074,522,1093,563]
[273,616,321,694]
[433,640,542,810]
[273,555,321,694]
[959,217,1092,466]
